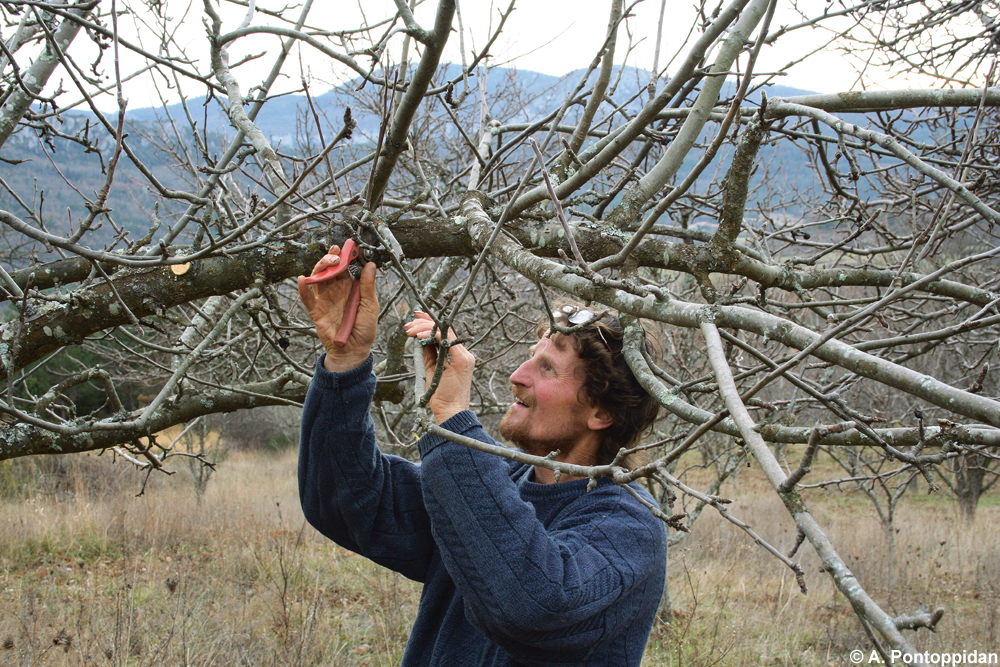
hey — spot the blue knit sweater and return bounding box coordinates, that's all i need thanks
[298,355,666,666]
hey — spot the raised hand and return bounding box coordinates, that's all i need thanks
[298,245,378,373]
[404,312,476,424]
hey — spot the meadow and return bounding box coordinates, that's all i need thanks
[0,446,996,666]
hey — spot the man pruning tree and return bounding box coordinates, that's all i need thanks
[297,244,667,666]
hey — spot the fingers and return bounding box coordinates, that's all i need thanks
[403,314,476,373]
[299,245,344,307]
[403,315,429,340]
[297,275,316,309]
[299,245,366,326]
[312,245,342,276]
[404,315,445,375]
[301,245,349,289]
[404,312,457,342]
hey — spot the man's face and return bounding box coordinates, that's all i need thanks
[498,335,606,461]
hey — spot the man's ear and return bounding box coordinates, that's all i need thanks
[587,405,614,432]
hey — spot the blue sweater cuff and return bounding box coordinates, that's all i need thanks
[417,410,483,458]
[313,353,375,390]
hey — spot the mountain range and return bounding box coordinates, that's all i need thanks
[0,65,856,247]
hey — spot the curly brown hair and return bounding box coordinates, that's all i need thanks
[537,305,660,466]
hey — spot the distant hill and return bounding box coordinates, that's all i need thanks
[110,65,823,146]
[0,64,880,248]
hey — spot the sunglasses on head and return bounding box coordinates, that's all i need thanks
[551,306,613,352]
[553,306,596,326]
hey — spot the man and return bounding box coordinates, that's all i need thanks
[297,245,666,666]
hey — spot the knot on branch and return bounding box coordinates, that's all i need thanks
[666,513,689,533]
[793,564,807,594]
[698,305,719,324]
[894,605,945,633]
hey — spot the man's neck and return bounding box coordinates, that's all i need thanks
[532,466,580,484]
[531,443,600,484]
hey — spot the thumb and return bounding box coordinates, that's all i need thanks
[422,344,438,377]
[359,261,377,306]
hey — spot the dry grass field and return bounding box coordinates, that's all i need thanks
[0,446,996,667]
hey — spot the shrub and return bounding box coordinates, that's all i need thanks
[219,406,302,454]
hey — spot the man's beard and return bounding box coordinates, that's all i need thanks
[498,404,578,458]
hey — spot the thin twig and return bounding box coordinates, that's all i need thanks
[528,138,590,275]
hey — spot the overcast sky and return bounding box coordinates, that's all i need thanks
[99,0,919,112]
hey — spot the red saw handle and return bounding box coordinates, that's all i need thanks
[333,278,363,347]
[301,239,359,285]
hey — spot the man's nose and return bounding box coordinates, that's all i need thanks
[509,359,531,387]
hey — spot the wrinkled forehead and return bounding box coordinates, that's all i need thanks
[529,331,578,357]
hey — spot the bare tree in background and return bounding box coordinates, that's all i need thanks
[1,0,999,660]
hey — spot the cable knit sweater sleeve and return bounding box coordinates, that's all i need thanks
[298,355,434,582]
[417,411,667,665]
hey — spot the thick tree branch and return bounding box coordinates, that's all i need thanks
[461,193,1000,429]
[366,0,456,207]
[0,1,96,150]
[605,0,773,230]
